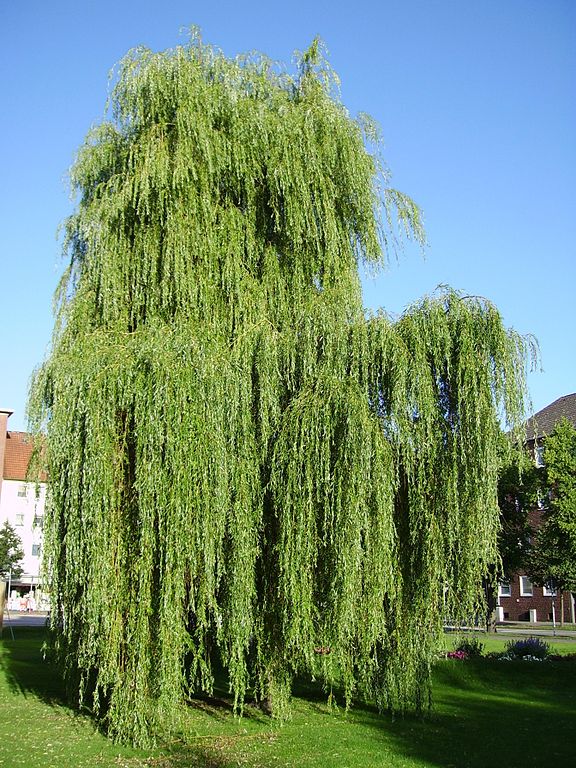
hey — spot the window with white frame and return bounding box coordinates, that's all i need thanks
[498,582,511,597]
[15,513,24,526]
[543,581,557,597]
[17,484,27,497]
[520,576,533,596]
[32,544,41,557]
[534,444,545,467]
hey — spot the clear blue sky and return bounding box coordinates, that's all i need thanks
[1,1,574,432]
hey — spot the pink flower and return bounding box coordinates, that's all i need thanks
[447,650,469,660]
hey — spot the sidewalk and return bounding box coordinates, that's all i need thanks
[1,610,49,628]
[5,613,576,638]
[496,620,576,639]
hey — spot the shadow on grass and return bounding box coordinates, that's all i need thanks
[0,627,272,768]
[0,626,66,706]
[354,658,576,768]
[3,629,576,768]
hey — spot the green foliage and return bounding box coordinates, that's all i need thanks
[454,636,484,657]
[503,637,550,660]
[531,418,576,592]
[496,446,542,576]
[28,34,532,746]
[0,520,24,580]
[483,421,541,627]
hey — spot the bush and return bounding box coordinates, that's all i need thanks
[454,637,484,657]
[503,637,550,660]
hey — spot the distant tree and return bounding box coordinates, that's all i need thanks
[497,451,541,577]
[0,520,24,580]
[531,418,576,612]
[28,34,532,745]
[483,444,541,630]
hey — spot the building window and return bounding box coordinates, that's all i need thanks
[498,582,511,597]
[15,514,24,526]
[33,515,44,530]
[520,576,533,597]
[17,484,27,497]
[543,581,557,597]
[32,544,41,557]
[534,445,545,467]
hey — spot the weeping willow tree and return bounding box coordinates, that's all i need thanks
[29,33,533,746]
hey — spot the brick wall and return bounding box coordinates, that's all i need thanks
[498,573,573,623]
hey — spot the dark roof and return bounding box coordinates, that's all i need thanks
[525,393,576,441]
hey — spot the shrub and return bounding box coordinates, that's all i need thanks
[454,637,484,657]
[504,637,550,660]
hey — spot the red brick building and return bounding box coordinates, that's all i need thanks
[497,393,576,623]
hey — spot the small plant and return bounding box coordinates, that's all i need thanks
[454,637,484,658]
[504,637,550,660]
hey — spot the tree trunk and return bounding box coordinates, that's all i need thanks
[484,582,497,633]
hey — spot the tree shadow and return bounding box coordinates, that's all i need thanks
[0,627,66,707]
[4,630,574,767]
[350,658,576,768]
[0,628,273,767]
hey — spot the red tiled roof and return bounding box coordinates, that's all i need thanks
[3,431,41,481]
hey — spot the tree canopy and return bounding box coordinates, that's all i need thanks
[29,34,533,746]
[531,418,576,593]
[0,520,24,580]
[496,447,541,578]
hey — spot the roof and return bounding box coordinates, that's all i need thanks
[525,393,576,441]
[2,431,41,481]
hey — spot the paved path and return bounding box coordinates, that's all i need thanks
[4,613,576,639]
[446,622,576,640]
[1,611,49,628]
[495,625,576,639]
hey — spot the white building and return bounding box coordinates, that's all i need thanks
[1,408,47,609]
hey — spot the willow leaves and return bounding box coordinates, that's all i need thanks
[29,35,530,745]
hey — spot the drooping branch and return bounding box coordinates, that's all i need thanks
[28,35,531,746]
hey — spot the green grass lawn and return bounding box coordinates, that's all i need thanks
[1,628,575,767]
[443,629,576,656]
